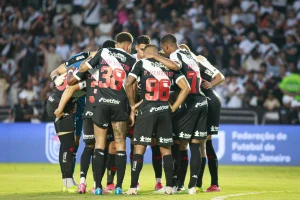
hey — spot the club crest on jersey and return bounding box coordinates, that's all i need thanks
[45,123,60,164]
[108,51,126,62]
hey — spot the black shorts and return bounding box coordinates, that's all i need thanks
[92,104,128,128]
[133,112,173,147]
[46,101,75,133]
[173,96,208,141]
[205,90,221,135]
[83,118,115,144]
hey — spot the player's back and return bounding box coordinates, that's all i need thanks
[51,51,90,102]
[92,48,136,106]
[130,58,182,116]
[170,49,203,96]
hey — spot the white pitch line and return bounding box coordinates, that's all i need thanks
[211,191,268,200]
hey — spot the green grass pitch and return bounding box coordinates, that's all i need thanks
[0,164,299,200]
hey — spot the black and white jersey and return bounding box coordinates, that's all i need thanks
[49,52,91,103]
[170,49,203,96]
[129,58,185,116]
[86,48,136,106]
[194,55,219,82]
[83,68,99,118]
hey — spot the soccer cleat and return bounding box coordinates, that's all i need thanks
[126,188,138,195]
[177,185,185,191]
[114,187,124,195]
[186,187,197,194]
[61,186,67,192]
[165,186,173,195]
[152,187,165,194]
[106,183,116,191]
[65,185,78,193]
[172,186,178,194]
[206,185,221,192]
[78,183,87,194]
[94,187,103,195]
[155,182,163,190]
[137,182,140,190]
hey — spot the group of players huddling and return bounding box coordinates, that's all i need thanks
[47,32,224,195]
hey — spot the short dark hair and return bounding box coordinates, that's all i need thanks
[136,35,151,45]
[144,44,158,52]
[102,40,116,48]
[116,32,133,44]
[161,34,177,45]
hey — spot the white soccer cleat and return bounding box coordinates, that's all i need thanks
[186,187,197,194]
[165,186,173,195]
[152,187,166,194]
[172,186,178,194]
[126,188,138,195]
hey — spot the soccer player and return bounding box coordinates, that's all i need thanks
[70,32,136,195]
[47,51,91,193]
[179,44,224,192]
[132,35,164,190]
[125,44,191,195]
[57,40,117,194]
[160,34,208,194]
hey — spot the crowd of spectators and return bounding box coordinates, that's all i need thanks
[0,0,299,123]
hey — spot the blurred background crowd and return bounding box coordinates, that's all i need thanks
[0,0,299,123]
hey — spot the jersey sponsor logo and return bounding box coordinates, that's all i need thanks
[149,105,169,113]
[48,96,54,102]
[99,97,120,105]
[151,61,169,70]
[139,136,151,142]
[205,69,213,76]
[179,132,192,139]
[83,134,94,140]
[75,55,85,61]
[45,123,60,164]
[85,111,93,116]
[159,137,173,144]
[195,100,208,108]
[108,51,127,62]
[194,131,207,137]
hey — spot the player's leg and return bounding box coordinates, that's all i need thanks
[127,144,147,195]
[155,111,175,195]
[177,142,188,191]
[110,104,130,195]
[187,138,201,195]
[151,139,163,190]
[204,91,221,192]
[106,126,117,191]
[78,118,94,194]
[92,105,109,195]
[55,114,77,193]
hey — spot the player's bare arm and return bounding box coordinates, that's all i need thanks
[143,52,180,71]
[125,75,143,126]
[169,77,191,112]
[54,83,81,119]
